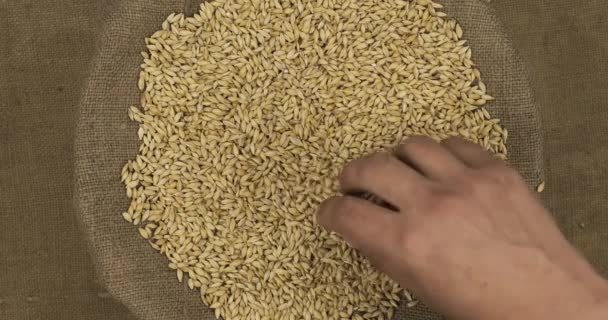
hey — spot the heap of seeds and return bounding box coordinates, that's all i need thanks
[121,0,508,318]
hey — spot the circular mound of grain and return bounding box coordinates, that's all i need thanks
[121,0,507,319]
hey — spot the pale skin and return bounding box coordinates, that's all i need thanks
[317,136,608,320]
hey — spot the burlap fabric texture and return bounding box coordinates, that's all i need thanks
[74,0,543,319]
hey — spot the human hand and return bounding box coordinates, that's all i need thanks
[317,136,608,320]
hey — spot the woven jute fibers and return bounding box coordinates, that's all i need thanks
[75,0,542,319]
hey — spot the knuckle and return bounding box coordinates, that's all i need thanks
[317,196,356,228]
[441,136,462,146]
[371,152,395,167]
[341,152,392,183]
[340,159,363,183]
[317,197,336,219]
[451,166,474,181]
[318,196,342,216]
[453,169,499,198]
[318,196,339,211]
[464,170,493,190]
[336,196,358,213]
[406,135,435,145]
[401,136,434,154]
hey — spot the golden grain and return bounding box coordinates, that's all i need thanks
[121,0,508,318]
[536,181,546,193]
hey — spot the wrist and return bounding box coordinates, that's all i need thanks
[500,265,608,320]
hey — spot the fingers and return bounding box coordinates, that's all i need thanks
[441,137,498,168]
[339,152,426,208]
[317,195,402,270]
[395,136,466,181]
[337,137,496,215]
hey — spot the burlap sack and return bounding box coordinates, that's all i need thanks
[74,0,543,319]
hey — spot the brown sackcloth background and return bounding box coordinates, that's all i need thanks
[1,0,607,319]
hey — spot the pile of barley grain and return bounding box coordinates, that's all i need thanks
[121,0,507,318]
